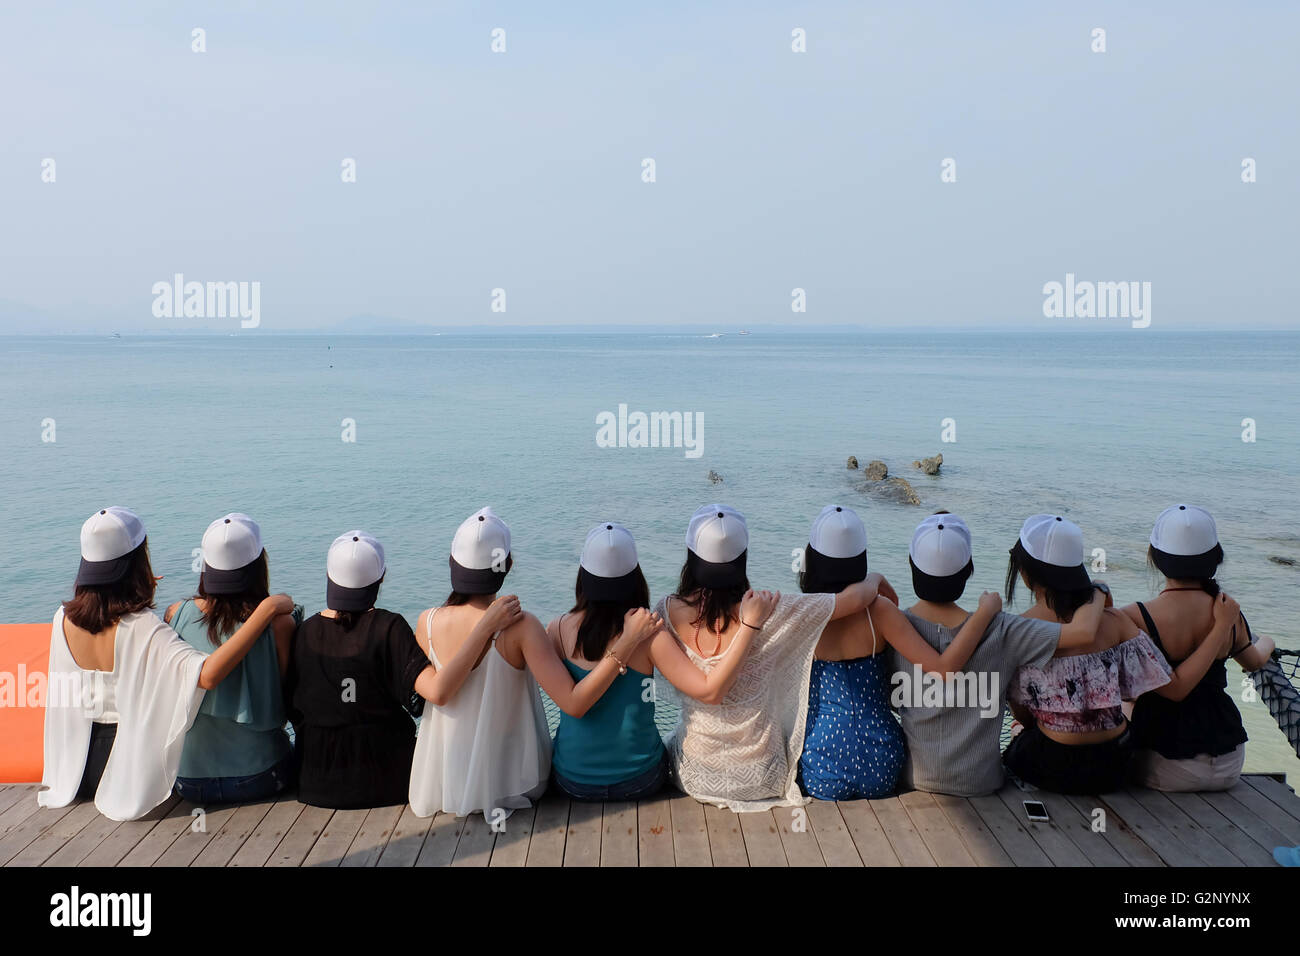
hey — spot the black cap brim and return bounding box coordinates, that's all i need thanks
[1150,544,1223,580]
[686,549,748,589]
[326,576,381,612]
[578,565,641,602]
[909,557,974,603]
[1031,561,1092,591]
[75,554,133,588]
[200,564,258,595]
[449,555,509,595]
[805,546,867,588]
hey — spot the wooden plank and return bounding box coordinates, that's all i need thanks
[702,804,748,866]
[1126,788,1240,866]
[1162,791,1277,867]
[0,790,44,839]
[337,804,402,867]
[5,800,103,866]
[668,795,713,867]
[737,811,787,867]
[1216,781,1300,845]
[116,800,198,867]
[413,812,465,867]
[488,804,535,868]
[451,813,497,867]
[228,797,305,867]
[995,788,1091,867]
[1200,789,1294,858]
[900,791,976,866]
[43,810,125,867]
[265,804,333,867]
[0,786,31,818]
[302,807,370,867]
[636,794,675,867]
[1061,794,1163,867]
[869,796,935,866]
[805,800,863,867]
[376,806,433,867]
[836,799,900,866]
[562,800,602,867]
[524,793,569,867]
[1242,775,1300,825]
[1030,791,1127,867]
[191,799,277,867]
[1096,790,1204,867]
[775,805,825,867]
[79,797,181,867]
[930,794,1013,867]
[153,802,244,867]
[600,801,639,867]
[967,793,1053,866]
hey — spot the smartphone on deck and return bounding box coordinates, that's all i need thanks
[1023,800,1049,822]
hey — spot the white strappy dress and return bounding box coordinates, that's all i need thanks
[654,592,835,812]
[408,608,551,819]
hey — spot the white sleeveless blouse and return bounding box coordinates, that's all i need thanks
[654,592,835,812]
[408,608,551,819]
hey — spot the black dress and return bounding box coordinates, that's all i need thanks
[285,609,428,809]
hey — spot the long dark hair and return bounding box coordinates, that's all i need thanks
[1148,545,1222,597]
[195,551,270,647]
[569,567,651,660]
[1005,540,1094,621]
[675,558,749,634]
[443,555,514,607]
[62,541,157,633]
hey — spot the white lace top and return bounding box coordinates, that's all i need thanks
[654,592,835,812]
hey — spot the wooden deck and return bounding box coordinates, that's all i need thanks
[2,774,1297,867]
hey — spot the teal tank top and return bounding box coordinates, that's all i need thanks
[171,599,292,779]
[551,660,664,785]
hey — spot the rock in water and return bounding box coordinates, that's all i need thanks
[864,460,888,481]
[1269,556,1296,567]
[707,470,724,484]
[879,477,922,505]
[846,456,859,470]
[913,453,943,476]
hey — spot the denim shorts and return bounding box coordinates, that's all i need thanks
[174,753,294,804]
[551,751,670,802]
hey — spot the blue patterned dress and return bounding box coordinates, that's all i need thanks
[799,655,906,800]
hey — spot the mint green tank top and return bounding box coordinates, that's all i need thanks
[171,600,291,779]
[550,660,664,785]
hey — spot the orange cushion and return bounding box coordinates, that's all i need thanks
[0,624,50,783]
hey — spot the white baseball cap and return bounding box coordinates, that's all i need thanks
[685,504,749,588]
[579,522,643,601]
[200,513,265,594]
[1149,504,1223,579]
[805,505,868,588]
[1018,514,1091,590]
[909,513,972,577]
[1150,504,1218,556]
[76,507,147,587]
[326,530,386,611]
[449,507,512,594]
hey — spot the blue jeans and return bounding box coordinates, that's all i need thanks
[551,751,670,802]
[174,754,294,804]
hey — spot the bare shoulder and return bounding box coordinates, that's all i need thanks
[1099,607,1139,648]
[272,613,297,639]
[164,601,181,624]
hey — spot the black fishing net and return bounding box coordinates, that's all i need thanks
[1252,649,1300,760]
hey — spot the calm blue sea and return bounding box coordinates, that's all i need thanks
[1,330,1297,775]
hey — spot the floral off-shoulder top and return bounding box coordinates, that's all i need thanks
[1008,631,1172,734]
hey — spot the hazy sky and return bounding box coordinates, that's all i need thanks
[2,1,1297,331]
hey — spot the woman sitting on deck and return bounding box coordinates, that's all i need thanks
[797,505,1003,800]
[1002,514,1178,795]
[408,509,658,819]
[41,507,293,821]
[167,513,297,804]
[1121,505,1275,792]
[548,522,781,801]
